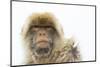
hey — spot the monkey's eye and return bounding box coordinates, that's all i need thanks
[45,26,54,31]
[31,27,39,32]
[46,27,53,31]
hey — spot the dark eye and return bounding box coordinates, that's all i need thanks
[46,27,53,31]
[31,26,39,32]
[45,26,53,31]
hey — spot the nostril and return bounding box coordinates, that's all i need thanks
[39,33,42,36]
[39,33,45,36]
[39,33,41,36]
[43,33,45,35]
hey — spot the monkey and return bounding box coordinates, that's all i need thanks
[21,12,81,64]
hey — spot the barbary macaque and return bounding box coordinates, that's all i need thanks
[21,12,81,64]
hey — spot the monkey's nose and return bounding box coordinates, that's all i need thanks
[38,30,47,36]
[36,30,49,42]
[39,32,46,36]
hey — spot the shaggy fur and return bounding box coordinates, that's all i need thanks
[21,12,81,64]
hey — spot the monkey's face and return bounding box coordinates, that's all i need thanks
[30,25,55,57]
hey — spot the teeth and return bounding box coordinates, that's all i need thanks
[36,48,49,54]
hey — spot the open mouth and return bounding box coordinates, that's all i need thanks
[36,47,49,54]
[34,41,52,57]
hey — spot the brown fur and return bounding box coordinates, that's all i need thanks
[21,12,81,64]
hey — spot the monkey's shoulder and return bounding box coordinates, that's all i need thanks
[53,40,81,63]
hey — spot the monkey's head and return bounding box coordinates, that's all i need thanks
[21,12,64,58]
